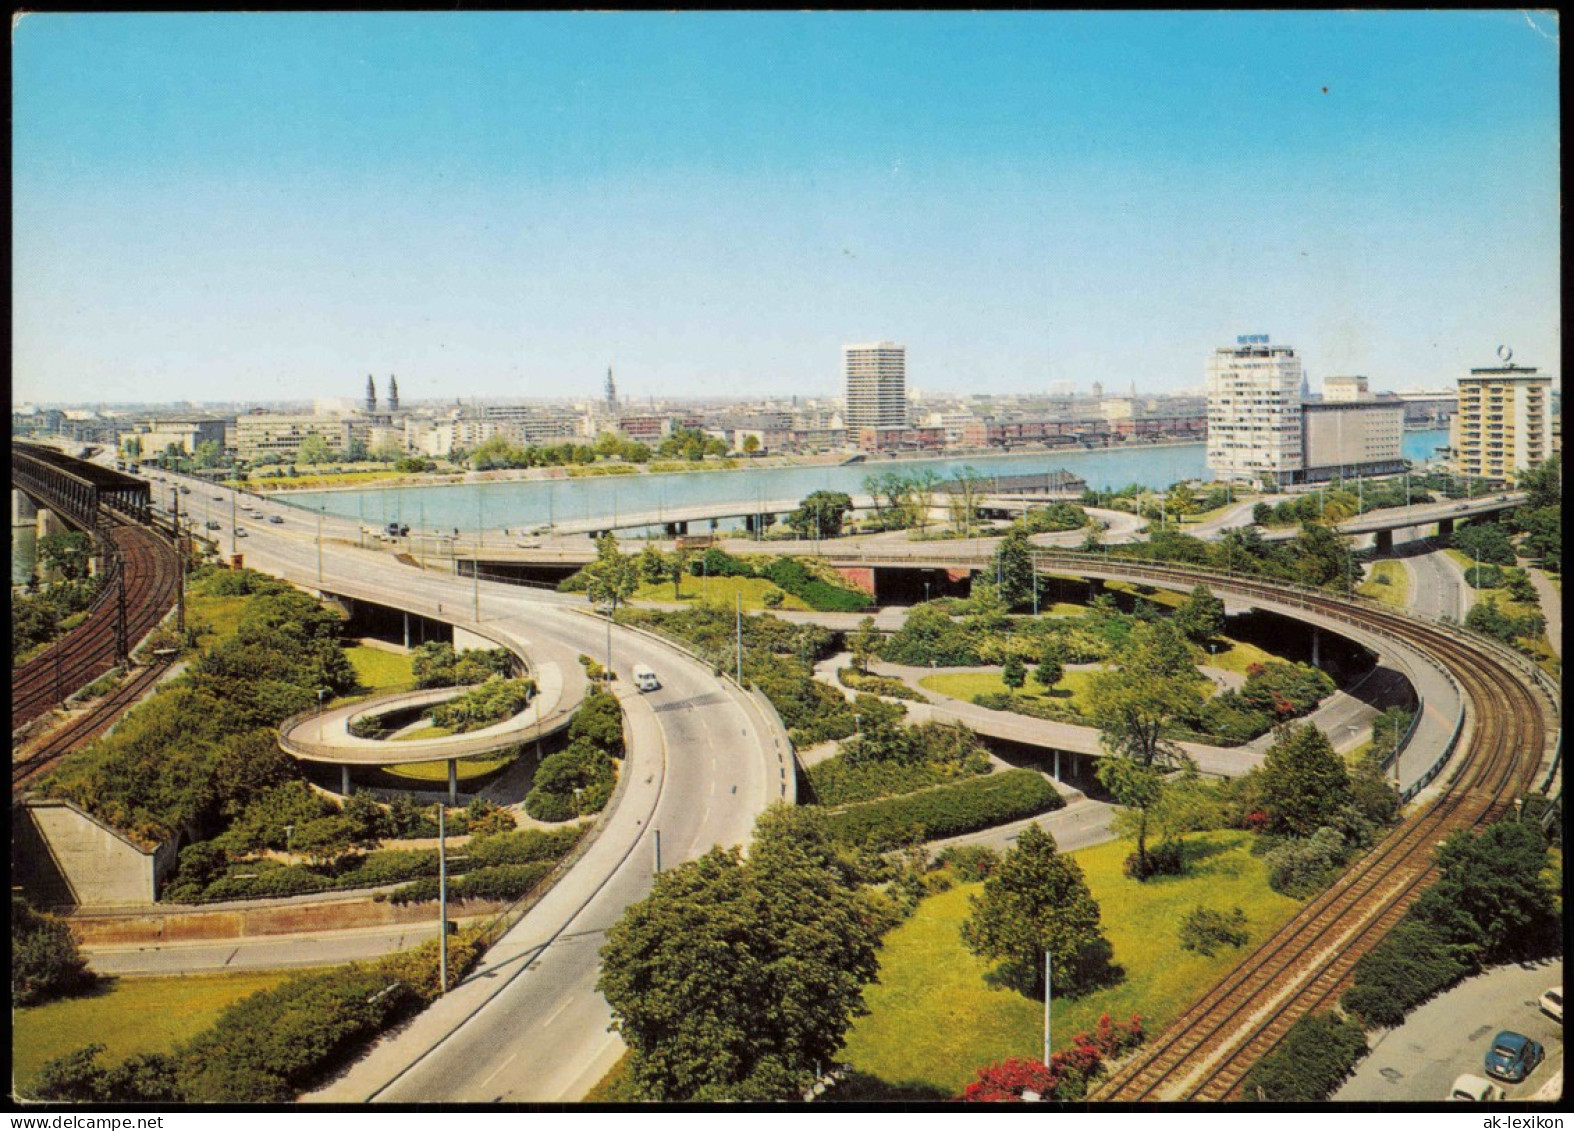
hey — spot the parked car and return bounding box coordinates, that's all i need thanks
[1539,986,1563,1023]
[1483,1031,1544,1082]
[1448,1074,1505,1102]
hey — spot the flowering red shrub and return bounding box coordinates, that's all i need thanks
[959,1013,1145,1101]
[1243,808,1270,832]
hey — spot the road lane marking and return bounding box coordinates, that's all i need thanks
[541,997,575,1029]
[479,1052,519,1090]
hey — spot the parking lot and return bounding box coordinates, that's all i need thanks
[1334,958,1563,1102]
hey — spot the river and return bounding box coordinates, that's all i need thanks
[283,429,1450,535]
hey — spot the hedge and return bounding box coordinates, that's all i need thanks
[386,861,557,906]
[806,754,989,808]
[1242,1012,1368,1101]
[762,557,872,612]
[1339,919,1475,1028]
[822,769,1063,849]
[836,667,926,702]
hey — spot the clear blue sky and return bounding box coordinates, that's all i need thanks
[12,11,1561,406]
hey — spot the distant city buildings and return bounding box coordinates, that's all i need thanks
[844,342,908,449]
[1451,355,1552,482]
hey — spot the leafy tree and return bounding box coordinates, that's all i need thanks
[636,543,667,586]
[669,546,691,599]
[1034,644,1064,692]
[1251,501,1274,526]
[11,895,94,1006]
[1257,723,1352,838]
[848,615,879,674]
[992,529,1037,609]
[192,439,222,469]
[948,466,985,536]
[1088,620,1205,878]
[1287,522,1354,590]
[1414,820,1558,959]
[597,804,881,1100]
[786,490,854,540]
[960,824,1111,997]
[741,434,761,454]
[1001,653,1027,693]
[37,531,94,580]
[1174,584,1225,644]
[297,434,335,466]
[584,532,639,614]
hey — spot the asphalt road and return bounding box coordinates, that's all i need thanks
[1334,958,1564,1103]
[156,468,780,1103]
[1407,547,1472,622]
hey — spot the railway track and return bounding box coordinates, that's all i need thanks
[11,519,181,729]
[11,657,173,790]
[1024,558,1557,1102]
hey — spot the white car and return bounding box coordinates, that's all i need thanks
[1448,1074,1505,1102]
[1540,986,1563,1023]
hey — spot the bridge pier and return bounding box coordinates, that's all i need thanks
[341,765,352,796]
[12,488,38,526]
[744,515,756,533]
[448,759,458,806]
[1438,518,1454,537]
[1054,750,1060,781]
[1374,529,1393,554]
[36,508,64,539]
[1311,626,1320,670]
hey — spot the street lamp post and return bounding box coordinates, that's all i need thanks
[317,503,324,585]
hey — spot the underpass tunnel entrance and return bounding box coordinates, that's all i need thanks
[870,566,974,605]
[337,596,454,651]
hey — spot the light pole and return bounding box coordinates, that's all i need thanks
[1043,950,1053,1067]
[317,503,324,585]
[438,802,449,993]
[284,824,294,855]
[603,603,614,683]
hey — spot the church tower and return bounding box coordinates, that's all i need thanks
[365,374,377,414]
[388,375,399,412]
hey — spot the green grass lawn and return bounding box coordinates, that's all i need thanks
[345,644,414,690]
[390,723,456,742]
[1102,580,1188,609]
[1359,560,1410,608]
[633,574,810,611]
[919,669,1100,709]
[12,970,296,1097]
[839,830,1303,1098]
[383,752,514,780]
[1199,637,1277,675]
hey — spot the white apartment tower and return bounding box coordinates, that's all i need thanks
[843,342,908,431]
[1205,334,1305,486]
[1451,354,1552,482]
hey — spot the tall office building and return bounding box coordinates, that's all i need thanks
[1451,354,1552,482]
[1205,335,1304,486]
[843,342,907,432]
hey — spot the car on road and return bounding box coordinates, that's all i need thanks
[633,664,661,692]
[1540,986,1563,1023]
[179,486,190,494]
[213,494,224,500]
[205,520,221,530]
[234,527,248,538]
[1448,1074,1505,1102]
[1483,1030,1544,1082]
[267,514,284,524]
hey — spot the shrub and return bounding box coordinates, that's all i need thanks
[1122,838,1184,880]
[525,739,617,821]
[11,896,95,1007]
[971,691,1082,724]
[1263,827,1348,897]
[823,769,1063,850]
[568,690,624,754]
[836,667,926,702]
[1340,919,1475,1027]
[429,676,535,732]
[934,845,1001,883]
[761,556,872,612]
[691,547,754,578]
[1242,1012,1368,1102]
[959,1013,1142,1102]
[388,861,557,905]
[1178,905,1250,956]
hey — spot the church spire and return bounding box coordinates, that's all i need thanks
[387,374,399,412]
[365,374,377,414]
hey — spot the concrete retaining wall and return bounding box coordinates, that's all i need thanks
[16,799,177,907]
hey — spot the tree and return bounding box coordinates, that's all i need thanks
[910,468,941,532]
[1258,722,1352,838]
[1288,522,1353,590]
[849,615,879,675]
[192,439,222,469]
[37,531,94,581]
[11,895,95,1007]
[1001,653,1027,693]
[992,529,1036,609]
[949,466,985,536]
[960,824,1111,997]
[1088,621,1206,879]
[636,543,667,586]
[297,434,334,466]
[584,532,639,614]
[669,546,691,600]
[1034,645,1064,692]
[1174,584,1225,644]
[597,804,881,1100]
[741,434,761,454]
[1414,820,1559,960]
[786,490,854,540]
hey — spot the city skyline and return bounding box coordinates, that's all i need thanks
[13,11,1561,406]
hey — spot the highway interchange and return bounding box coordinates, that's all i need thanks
[108,464,1533,1102]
